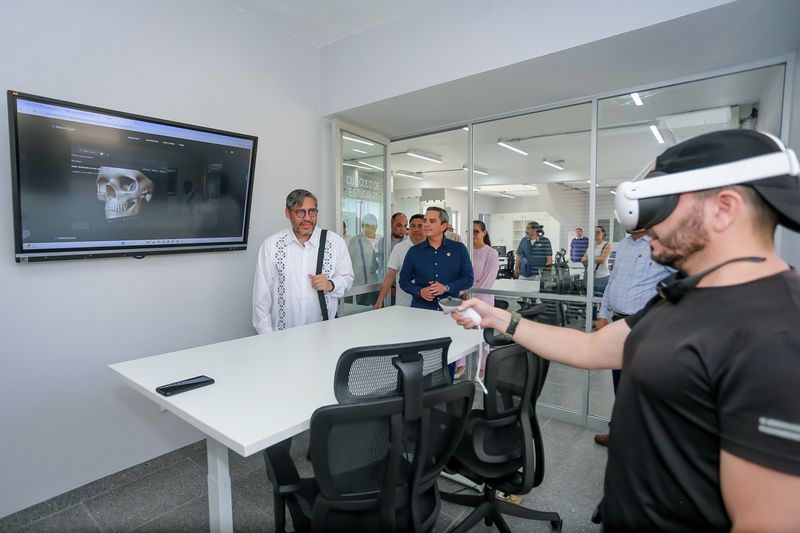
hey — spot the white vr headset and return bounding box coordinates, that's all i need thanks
[614,132,800,232]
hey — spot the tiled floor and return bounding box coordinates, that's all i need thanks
[1,414,607,532]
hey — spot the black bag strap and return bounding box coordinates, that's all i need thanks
[316,230,329,321]
[594,242,607,272]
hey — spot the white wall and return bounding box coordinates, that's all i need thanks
[320,0,735,115]
[0,1,321,516]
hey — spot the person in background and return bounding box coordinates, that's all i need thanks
[592,228,673,447]
[252,189,353,333]
[400,206,473,379]
[400,207,473,311]
[451,129,800,531]
[389,212,408,252]
[348,213,381,304]
[569,227,589,263]
[514,221,552,280]
[454,220,499,379]
[445,223,463,242]
[374,214,425,309]
[583,225,612,296]
[341,220,352,244]
[376,212,408,292]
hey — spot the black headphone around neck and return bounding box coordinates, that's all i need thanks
[657,256,766,304]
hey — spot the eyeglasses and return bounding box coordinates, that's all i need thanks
[292,208,319,218]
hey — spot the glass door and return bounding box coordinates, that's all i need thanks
[334,121,390,315]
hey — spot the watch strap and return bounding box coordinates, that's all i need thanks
[503,312,522,340]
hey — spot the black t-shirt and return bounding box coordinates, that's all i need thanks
[601,269,800,532]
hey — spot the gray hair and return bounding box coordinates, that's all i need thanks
[425,206,449,224]
[285,189,318,209]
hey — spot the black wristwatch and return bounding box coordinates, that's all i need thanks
[328,280,335,292]
[503,312,522,341]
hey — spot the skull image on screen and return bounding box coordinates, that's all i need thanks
[96,167,154,219]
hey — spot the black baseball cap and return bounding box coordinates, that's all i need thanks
[646,129,800,231]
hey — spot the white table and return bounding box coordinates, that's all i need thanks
[109,306,483,533]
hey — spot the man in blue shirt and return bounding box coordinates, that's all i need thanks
[593,228,673,446]
[569,227,589,262]
[399,207,473,311]
[514,221,552,279]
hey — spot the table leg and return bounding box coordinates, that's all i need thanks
[207,437,233,533]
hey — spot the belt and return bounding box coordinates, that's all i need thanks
[612,313,630,322]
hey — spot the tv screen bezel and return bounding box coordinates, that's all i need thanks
[7,90,258,263]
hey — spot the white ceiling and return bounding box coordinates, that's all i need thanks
[343,63,787,200]
[227,0,447,47]
[330,0,800,140]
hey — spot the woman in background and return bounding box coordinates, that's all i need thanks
[582,225,612,296]
[455,220,499,379]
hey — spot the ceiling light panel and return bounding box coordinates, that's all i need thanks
[497,141,528,156]
[405,150,442,164]
[342,135,375,146]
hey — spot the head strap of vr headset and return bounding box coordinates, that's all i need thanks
[625,133,799,201]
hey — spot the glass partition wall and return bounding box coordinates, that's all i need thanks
[339,129,387,314]
[337,59,789,427]
[472,103,593,424]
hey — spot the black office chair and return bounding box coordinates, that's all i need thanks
[333,337,452,404]
[493,299,509,310]
[441,333,562,532]
[264,338,473,533]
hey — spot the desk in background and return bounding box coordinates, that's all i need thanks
[109,306,482,533]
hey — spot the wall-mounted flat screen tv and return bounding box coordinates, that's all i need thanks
[7,90,258,262]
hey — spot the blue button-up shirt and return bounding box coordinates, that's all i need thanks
[399,237,474,310]
[517,236,552,277]
[598,235,673,320]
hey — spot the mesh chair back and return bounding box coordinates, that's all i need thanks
[309,396,407,531]
[334,338,451,404]
[484,343,534,421]
[416,381,474,486]
[411,381,475,532]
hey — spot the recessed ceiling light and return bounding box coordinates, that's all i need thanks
[343,163,371,170]
[394,171,423,180]
[461,165,488,176]
[352,148,367,154]
[631,92,643,106]
[358,161,384,171]
[497,141,528,156]
[649,125,665,144]
[500,193,516,198]
[343,135,374,146]
[405,150,442,164]
[610,190,617,195]
[543,159,565,170]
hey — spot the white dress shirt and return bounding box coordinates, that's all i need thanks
[252,226,353,334]
[387,239,415,307]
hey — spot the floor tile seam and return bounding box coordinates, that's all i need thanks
[7,502,86,533]
[81,501,104,533]
[78,452,202,508]
[82,457,205,509]
[126,494,206,533]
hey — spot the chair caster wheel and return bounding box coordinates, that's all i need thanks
[551,519,563,530]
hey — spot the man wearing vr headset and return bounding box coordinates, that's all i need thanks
[452,129,800,532]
